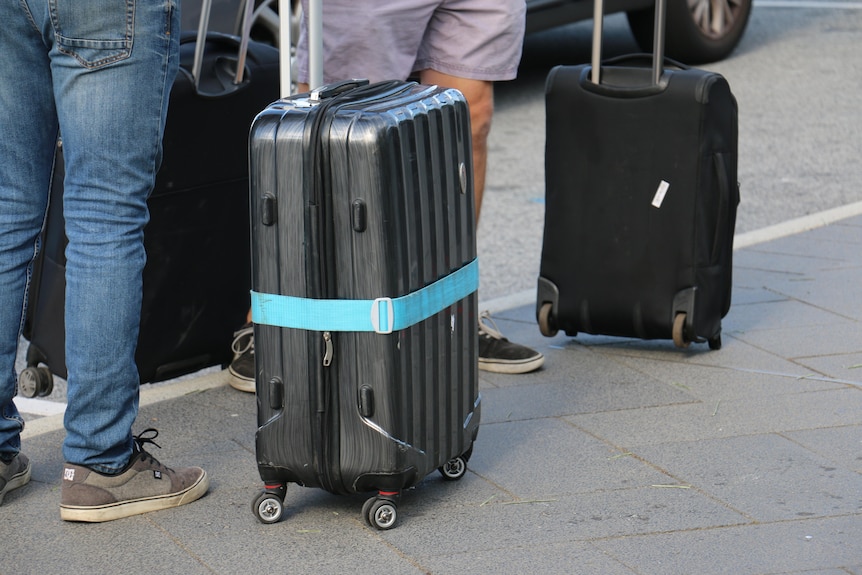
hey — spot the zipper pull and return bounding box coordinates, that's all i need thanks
[322,331,333,367]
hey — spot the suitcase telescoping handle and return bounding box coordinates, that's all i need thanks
[277,0,324,97]
[590,0,666,86]
[191,0,255,89]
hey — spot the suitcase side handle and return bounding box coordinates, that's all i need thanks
[710,152,735,265]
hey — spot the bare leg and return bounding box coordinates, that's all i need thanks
[418,71,493,224]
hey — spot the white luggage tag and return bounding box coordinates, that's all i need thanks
[652,180,670,208]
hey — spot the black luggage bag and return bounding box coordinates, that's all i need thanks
[248,79,480,529]
[536,0,739,349]
[18,25,280,396]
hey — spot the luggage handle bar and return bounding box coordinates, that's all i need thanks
[591,0,666,86]
[278,0,292,97]
[191,0,255,91]
[602,53,687,71]
[277,0,323,98]
[234,0,256,84]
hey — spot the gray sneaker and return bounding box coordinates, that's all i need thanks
[0,453,31,505]
[228,323,255,393]
[477,311,545,374]
[60,429,208,522]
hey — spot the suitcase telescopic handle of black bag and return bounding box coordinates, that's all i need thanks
[191,0,256,90]
[590,0,666,86]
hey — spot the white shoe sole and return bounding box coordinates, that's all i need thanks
[228,365,255,393]
[60,470,209,522]
[478,354,545,374]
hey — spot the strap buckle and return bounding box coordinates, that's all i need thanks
[370,297,395,334]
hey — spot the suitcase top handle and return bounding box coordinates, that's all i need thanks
[309,79,372,102]
[309,80,414,104]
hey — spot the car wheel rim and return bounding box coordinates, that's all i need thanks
[687,0,744,38]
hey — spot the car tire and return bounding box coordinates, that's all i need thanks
[626,0,752,64]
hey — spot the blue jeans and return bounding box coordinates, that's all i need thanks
[0,0,180,473]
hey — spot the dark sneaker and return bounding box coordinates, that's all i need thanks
[477,311,544,374]
[60,429,208,522]
[228,322,255,393]
[0,453,31,505]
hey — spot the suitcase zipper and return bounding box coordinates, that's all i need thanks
[322,331,333,367]
[307,94,349,494]
[307,82,417,495]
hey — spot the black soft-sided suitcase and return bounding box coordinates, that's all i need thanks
[248,79,480,529]
[536,0,739,350]
[18,27,280,396]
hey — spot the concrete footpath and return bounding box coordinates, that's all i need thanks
[3,212,861,575]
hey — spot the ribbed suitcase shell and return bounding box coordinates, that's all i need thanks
[538,63,738,347]
[250,82,479,498]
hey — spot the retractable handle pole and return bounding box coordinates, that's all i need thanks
[307,0,324,89]
[652,0,667,85]
[590,0,603,84]
[278,0,293,97]
[191,0,213,90]
[277,0,323,97]
[234,0,257,84]
[191,0,254,90]
[590,0,666,87]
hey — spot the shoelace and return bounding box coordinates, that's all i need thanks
[133,428,170,470]
[134,428,162,451]
[231,325,255,357]
[478,310,506,341]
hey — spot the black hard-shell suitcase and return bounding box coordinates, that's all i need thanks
[18,19,280,396]
[248,79,480,529]
[536,0,739,349]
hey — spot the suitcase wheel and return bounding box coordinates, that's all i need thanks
[252,484,287,525]
[708,333,722,351]
[538,302,558,338]
[438,455,468,481]
[362,492,399,530]
[438,444,473,481]
[672,313,692,349]
[18,366,54,398]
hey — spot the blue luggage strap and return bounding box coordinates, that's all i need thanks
[251,258,478,334]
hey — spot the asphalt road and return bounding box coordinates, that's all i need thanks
[477,4,862,301]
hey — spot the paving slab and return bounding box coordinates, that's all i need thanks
[593,516,862,575]
[6,208,860,575]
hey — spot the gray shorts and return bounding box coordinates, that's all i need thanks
[296,0,526,85]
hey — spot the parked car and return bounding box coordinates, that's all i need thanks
[526,0,752,63]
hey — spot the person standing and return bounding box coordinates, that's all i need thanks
[0,0,209,520]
